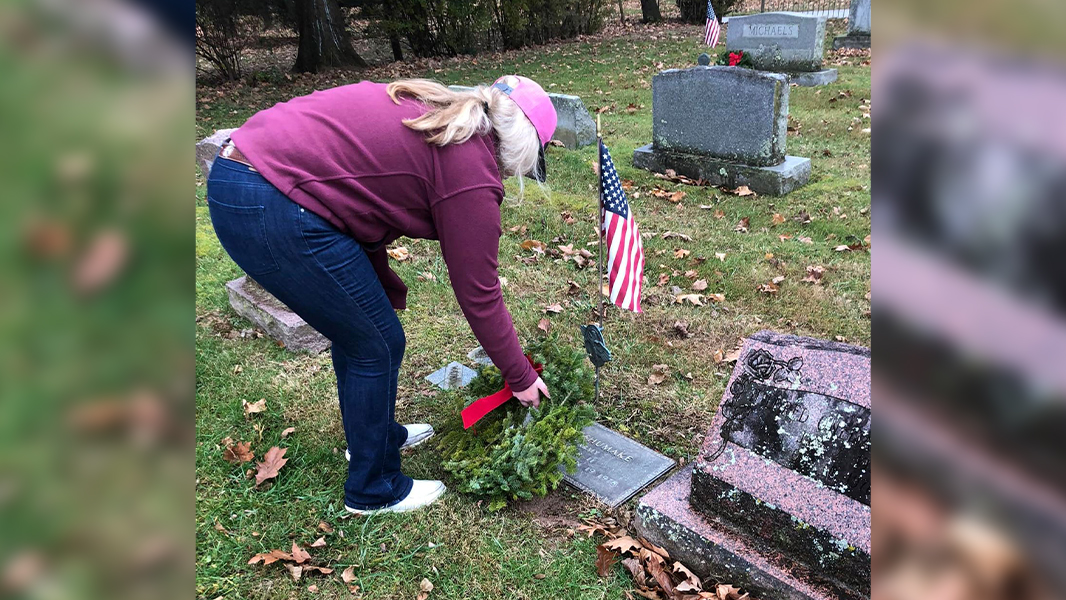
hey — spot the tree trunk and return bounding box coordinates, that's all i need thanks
[640,0,662,22]
[617,0,625,22]
[293,0,367,73]
[389,33,404,61]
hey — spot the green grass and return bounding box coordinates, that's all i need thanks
[196,19,869,599]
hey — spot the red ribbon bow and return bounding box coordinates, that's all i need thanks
[461,355,544,429]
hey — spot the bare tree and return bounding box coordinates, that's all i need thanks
[196,0,244,80]
[292,0,367,73]
[640,0,662,22]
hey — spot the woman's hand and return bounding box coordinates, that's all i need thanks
[513,377,550,408]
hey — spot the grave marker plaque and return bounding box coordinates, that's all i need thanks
[561,423,674,508]
[425,361,477,390]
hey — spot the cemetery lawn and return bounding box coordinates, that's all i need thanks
[195,19,870,600]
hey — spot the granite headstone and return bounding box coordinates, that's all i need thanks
[726,12,827,72]
[635,331,871,600]
[448,85,596,149]
[833,0,871,50]
[633,66,811,195]
[226,276,331,354]
[726,12,838,86]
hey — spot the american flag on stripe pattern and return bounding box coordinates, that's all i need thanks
[704,0,721,47]
[599,140,644,313]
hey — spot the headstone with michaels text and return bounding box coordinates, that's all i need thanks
[833,0,871,50]
[633,66,811,195]
[726,12,837,87]
[635,331,871,600]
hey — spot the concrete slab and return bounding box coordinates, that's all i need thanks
[789,69,838,87]
[633,144,810,196]
[634,467,861,600]
[226,276,330,354]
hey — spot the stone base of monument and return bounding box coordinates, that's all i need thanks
[197,128,237,177]
[635,467,857,600]
[788,68,838,87]
[633,144,810,196]
[832,34,870,50]
[226,276,331,354]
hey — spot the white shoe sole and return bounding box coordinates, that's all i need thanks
[344,483,446,515]
[345,431,433,462]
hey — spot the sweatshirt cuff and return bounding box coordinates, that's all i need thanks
[507,361,540,393]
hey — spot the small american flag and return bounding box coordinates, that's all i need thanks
[704,0,721,47]
[600,140,644,313]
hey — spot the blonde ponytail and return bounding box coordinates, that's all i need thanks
[386,79,543,189]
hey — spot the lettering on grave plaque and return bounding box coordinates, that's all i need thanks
[562,423,674,507]
[743,23,800,38]
[708,348,871,505]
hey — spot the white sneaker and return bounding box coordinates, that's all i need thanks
[344,479,446,515]
[345,424,434,462]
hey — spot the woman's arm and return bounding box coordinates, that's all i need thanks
[432,187,540,393]
[366,247,409,310]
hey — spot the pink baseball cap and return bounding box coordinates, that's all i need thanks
[491,75,557,181]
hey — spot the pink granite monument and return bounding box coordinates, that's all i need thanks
[635,331,870,600]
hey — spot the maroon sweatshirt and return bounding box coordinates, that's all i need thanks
[231,81,538,391]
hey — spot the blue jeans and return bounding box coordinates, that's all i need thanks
[207,156,413,509]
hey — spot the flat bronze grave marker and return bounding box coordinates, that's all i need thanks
[561,423,674,507]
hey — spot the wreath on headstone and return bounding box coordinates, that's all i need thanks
[435,336,597,511]
[717,50,755,68]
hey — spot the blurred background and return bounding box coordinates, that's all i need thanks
[873,0,1066,599]
[0,0,190,599]
[1,0,1064,597]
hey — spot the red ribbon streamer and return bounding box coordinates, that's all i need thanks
[461,356,543,429]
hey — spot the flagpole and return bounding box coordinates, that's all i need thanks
[596,114,605,327]
[595,114,604,404]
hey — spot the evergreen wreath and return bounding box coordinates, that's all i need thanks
[717,50,755,68]
[435,336,597,511]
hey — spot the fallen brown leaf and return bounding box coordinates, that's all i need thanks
[222,440,253,464]
[604,536,643,555]
[386,247,410,261]
[341,566,357,583]
[417,271,437,282]
[72,230,129,295]
[243,398,266,417]
[647,365,669,386]
[673,248,690,259]
[691,279,708,291]
[290,542,311,564]
[281,427,296,438]
[318,521,334,534]
[596,545,620,577]
[801,265,826,284]
[758,281,780,295]
[285,563,302,581]
[674,293,705,306]
[310,537,326,548]
[544,303,563,314]
[537,318,551,334]
[771,213,786,226]
[733,218,750,233]
[521,239,547,254]
[254,446,288,487]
